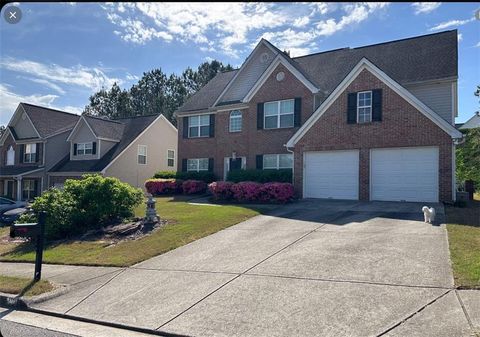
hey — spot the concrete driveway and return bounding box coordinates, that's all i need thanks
[8,200,479,336]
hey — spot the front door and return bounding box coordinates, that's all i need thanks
[229,158,242,171]
[6,181,14,199]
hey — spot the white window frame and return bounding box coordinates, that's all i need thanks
[187,158,209,172]
[138,145,147,165]
[167,149,175,167]
[264,99,295,129]
[6,145,14,166]
[357,91,372,124]
[22,179,36,200]
[188,115,210,138]
[229,110,242,132]
[24,143,37,163]
[76,142,93,156]
[263,154,293,170]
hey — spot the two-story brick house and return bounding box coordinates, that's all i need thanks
[1,103,178,200]
[176,30,463,203]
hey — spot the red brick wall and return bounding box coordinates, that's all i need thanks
[294,69,453,202]
[0,133,44,167]
[177,63,314,179]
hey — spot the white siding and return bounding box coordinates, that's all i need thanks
[221,44,277,103]
[405,81,454,124]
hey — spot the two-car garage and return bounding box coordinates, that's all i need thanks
[303,147,439,202]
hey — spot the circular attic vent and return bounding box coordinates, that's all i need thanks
[260,52,270,64]
[276,71,285,82]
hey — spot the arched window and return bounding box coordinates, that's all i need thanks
[6,146,14,166]
[229,110,242,132]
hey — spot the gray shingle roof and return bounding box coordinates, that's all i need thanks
[84,115,125,140]
[176,70,238,113]
[176,30,457,115]
[459,112,480,130]
[49,114,159,173]
[0,166,41,177]
[21,103,80,138]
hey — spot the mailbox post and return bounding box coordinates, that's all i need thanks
[10,211,46,282]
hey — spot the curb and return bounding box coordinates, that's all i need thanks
[0,293,27,309]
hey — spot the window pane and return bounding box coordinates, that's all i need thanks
[230,116,241,132]
[280,114,294,128]
[280,100,294,114]
[263,155,278,169]
[168,159,174,167]
[189,116,199,127]
[200,115,210,126]
[200,125,210,136]
[279,154,293,168]
[168,150,175,159]
[138,155,146,164]
[187,159,198,171]
[189,126,199,137]
[138,146,147,155]
[199,158,209,171]
[264,116,277,129]
[264,102,278,116]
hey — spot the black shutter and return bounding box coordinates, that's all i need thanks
[34,180,39,198]
[92,142,97,155]
[209,114,215,137]
[372,89,382,122]
[182,158,187,172]
[256,155,263,169]
[347,92,357,124]
[257,103,264,129]
[19,144,24,163]
[294,97,301,127]
[182,117,189,138]
[208,158,214,172]
[73,143,77,156]
[35,143,41,162]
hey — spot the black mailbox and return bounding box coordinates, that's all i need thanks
[10,222,39,238]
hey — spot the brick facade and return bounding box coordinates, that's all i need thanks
[293,69,453,202]
[178,64,314,179]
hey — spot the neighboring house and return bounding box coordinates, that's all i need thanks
[0,103,80,201]
[175,30,463,203]
[0,103,177,200]
[459,111,480,130]
[49,114,177,190]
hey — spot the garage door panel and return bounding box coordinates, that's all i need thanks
[371,147,439,202]
[304,150,359,200]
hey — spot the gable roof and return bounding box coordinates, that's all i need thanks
[175,30,457,116]
[83,115,125,140]
[459,112,480,130]
[286,58,463,147]
[20,103,80,138]
[49,114,161,173]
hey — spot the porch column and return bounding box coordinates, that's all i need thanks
[16,177,22,201]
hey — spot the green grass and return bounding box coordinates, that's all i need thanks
[0,275,54,297]
[0,196,265,267]
[446,194,480,288]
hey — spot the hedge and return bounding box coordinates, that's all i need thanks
[227,169,292,183]
[208,181,294,204]
[153,171,216,183]
[145,179,207,195]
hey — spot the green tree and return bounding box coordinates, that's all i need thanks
[456,128,480,188]
[83,82,132,118]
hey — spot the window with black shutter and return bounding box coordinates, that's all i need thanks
[257,103,264,129]
[347,93,357,124]
[372,89,382,121]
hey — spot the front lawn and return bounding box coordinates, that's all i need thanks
[0,275,54,297]
[446,194,480,288]
[0,196,265,267]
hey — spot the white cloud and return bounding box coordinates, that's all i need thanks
[0,84,83,125]
[411,2,441,15]
[429,18,474,31]
[22,78,66,95]
[125,73,140,81]
[475,42,480,48]
[204,56,214,63]
[257,29,317,57]
[458,33,463,42]
[293,16,310,28]
[0,57,122,92]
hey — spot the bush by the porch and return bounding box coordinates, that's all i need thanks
[153,171,216,183]
[208,181,294,203]
[226,169,292,183]
[182,180,207,194]
[145,179,183,195]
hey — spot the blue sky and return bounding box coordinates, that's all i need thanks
[0,2,478,126]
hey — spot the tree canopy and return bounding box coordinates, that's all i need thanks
[83,60,233,124]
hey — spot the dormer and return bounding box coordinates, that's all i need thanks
[66,115,124,161]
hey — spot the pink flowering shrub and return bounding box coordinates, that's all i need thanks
[145,179,183,195]
[208,181,234,200]
[208,181,294,203]
[182,180,207,195]
[260,183,295,203]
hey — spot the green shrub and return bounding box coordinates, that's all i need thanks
[153,171,177,179]
[16,174,143,240]
[227,169,292,183]
[152,170,216,183]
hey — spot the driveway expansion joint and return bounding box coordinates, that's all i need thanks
[455,289,480,337]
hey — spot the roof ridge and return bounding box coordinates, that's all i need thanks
[113,113,161,120]
[84,114,124,124]
[20,102,81,117]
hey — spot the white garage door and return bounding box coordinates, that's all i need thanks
[304,150,359,200]
[371,147,439,202]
